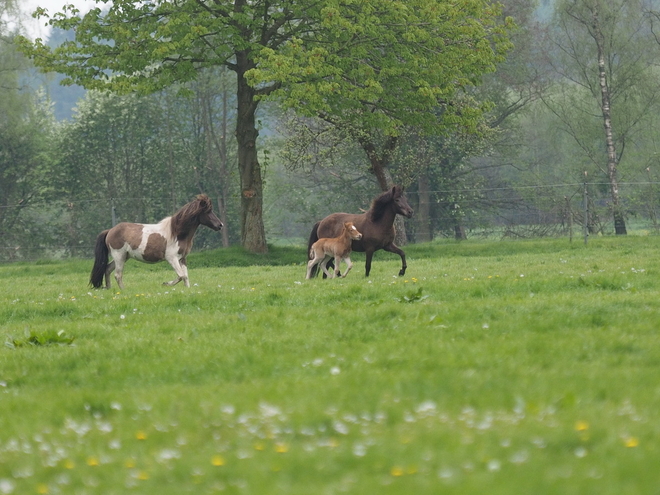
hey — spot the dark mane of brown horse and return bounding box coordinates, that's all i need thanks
[170,194,212,239]
[368,187,401,222]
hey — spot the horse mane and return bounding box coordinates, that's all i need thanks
[170,194,213,239]
[368,186,402,222]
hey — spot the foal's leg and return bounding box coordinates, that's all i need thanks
[341,256,353,278]
[333,255,342,278]
[320,255,333,278]
[383,243,407,276]
[306,251,322,279]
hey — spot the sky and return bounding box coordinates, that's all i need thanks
[22,0,98,39]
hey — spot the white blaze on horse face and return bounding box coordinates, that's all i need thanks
[349,224,362,240]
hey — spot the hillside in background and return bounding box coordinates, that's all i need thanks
[43,27,85,120]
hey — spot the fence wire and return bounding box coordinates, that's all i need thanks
[1,182,659,262]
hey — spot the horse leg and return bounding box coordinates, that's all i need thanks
[364,250,374,277]
[114,256,126,290]
[341,256,353,278]
[104,260,115,289]
[164,256,188,287]
[383,243,407,276]
[180,258,190,287]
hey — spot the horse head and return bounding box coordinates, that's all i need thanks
[196,194,223,231]
[391,186,414,219]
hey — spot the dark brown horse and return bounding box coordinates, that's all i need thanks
[90,194,223,289]
[307,186,414,277]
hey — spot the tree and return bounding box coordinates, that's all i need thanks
[18,0,321,253]
[251,0,513,190]
[18,1,512,252]
[545,0,660,234]
[0,0,57,260]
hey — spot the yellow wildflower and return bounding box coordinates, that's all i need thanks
[275,443,289,453]
[624,437,639,448]
[390,466,404,477]
[574,421,589,432]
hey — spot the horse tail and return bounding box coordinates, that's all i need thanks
[307,221,321,277]
[89,230,110,288]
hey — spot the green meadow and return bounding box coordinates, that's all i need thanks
[2,237,660,494]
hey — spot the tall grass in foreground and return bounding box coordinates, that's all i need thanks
[2,237,660,494]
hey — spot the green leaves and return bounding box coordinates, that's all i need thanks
[395,287,429,303]
[6,328,75,348]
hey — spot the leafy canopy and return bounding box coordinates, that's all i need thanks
[248,0,514,136]
[17,0,315,94]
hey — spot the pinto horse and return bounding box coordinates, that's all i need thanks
[89,194,223,289]
[307,185,414,278]
[306,221,362,279]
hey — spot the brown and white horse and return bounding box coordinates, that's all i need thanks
[89,194,223,289]
[306,222,362,279]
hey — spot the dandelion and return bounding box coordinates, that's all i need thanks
[136,471,149,481]
[86,457,99,467]
[574,421,589,432]
[390,466,404,477]
[125,459,136,469]
[624,437,639,448]
[64,459,75,469]
[37,484,49,494]
[135,431,147,440]
[274,443,289,453]
[411,277,418,283]
[254,442,265,451]
[211,455,225,466]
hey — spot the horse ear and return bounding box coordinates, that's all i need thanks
[392,185,401,198]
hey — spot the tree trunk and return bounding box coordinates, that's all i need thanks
[593,6,627,235]
[416,169,432,242]
[454,223,467,240]
[202,77,231,248]
[360,135,409,246]
[217,86,231,248]
[236,52,268,253]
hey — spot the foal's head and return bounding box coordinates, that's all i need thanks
[344,222,363,241]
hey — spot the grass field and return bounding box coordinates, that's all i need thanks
[2,236,660,494]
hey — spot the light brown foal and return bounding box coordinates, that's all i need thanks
[306,221,362,279]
